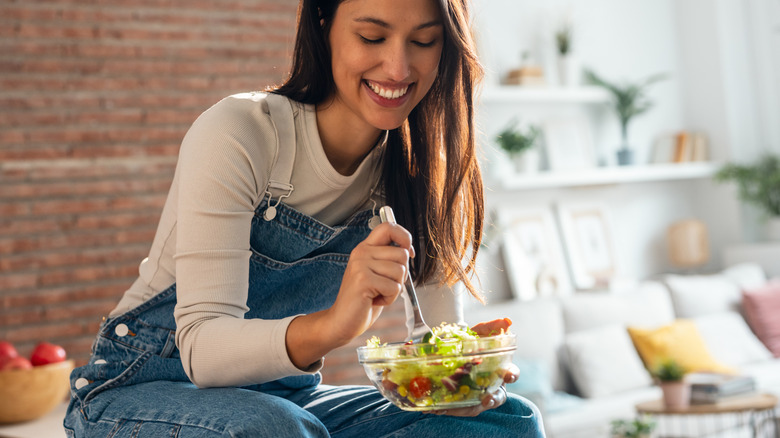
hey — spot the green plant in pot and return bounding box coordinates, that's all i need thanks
[584,69,668,166]
[714,153,780,240]
[610,416,656,438]
[495,119,542,173]
[652,358,689,409]
[555,22,580,87]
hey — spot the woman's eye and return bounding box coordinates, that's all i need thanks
[413,40,437,48]
[360,35,384,44]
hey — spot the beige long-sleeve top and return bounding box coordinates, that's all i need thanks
[109,92,463,388]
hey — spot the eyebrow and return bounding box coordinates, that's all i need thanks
[354,17,442,31]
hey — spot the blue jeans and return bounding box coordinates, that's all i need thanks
[65,379,543,437]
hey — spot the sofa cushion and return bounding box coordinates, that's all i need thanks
[664,274,742,318]
[742,280,780,357]
[563,325,653,398]
[465,297,568,391]
[721,262,768,290]
[562,282,675,334]
[627,319,734,374]
[693,312,773,367]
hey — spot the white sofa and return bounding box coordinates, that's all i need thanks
[465,263,780,438]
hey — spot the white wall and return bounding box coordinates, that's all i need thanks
[470,0,773,300]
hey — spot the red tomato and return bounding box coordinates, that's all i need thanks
[0,341,19,369]
[408,376,432,398]
[30,342,67,366]
[1,356,32,371]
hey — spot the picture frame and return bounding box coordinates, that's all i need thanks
[543,117,596,171]
[555,203,616,290]
[496,206,573,300]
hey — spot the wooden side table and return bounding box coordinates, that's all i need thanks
[636,393,778,438]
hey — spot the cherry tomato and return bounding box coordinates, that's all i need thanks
[408,376,432,398]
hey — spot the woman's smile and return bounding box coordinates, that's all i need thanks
[363,80,414,108]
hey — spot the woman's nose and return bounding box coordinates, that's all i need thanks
[383,44,411,82]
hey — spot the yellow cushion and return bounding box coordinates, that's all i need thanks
[627,319,735,375]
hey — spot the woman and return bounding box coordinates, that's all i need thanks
[64,0,545,436]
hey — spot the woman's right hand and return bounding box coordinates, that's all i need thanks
[285,222,414,370]
[327,222,416,344]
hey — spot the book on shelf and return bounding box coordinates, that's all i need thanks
[687,372,756,403]
[651,131,710,164]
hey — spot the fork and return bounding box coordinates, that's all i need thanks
[378,206,433,343]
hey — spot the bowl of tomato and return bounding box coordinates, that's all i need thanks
[356,324,516,412]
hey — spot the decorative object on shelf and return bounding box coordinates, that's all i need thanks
[496,206,572,301]
[667,219,710,271]
[584,69,668,166]
[555,21,581,87]
[495,118,542,173]
[652,357,690,409]
[609,416,656,438]
[543,116,596,171]
[504,51,546,87]
[652,131,710,164]
[555,203,615,290]
[714,154,780,240]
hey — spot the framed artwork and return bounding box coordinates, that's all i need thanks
[543,117,596,171]
[496,206,572,300]
[555,203,616,290]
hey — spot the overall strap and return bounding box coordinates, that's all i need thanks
[263,93,297,221]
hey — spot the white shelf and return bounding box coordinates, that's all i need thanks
[492,162,721,191]
[479,86,612,104]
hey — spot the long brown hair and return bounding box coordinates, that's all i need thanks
[274,0,485,302]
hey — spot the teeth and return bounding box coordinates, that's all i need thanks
[367,81,409,100]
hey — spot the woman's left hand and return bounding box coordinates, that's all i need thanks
[426,317,518,417]
[425,363,519,417]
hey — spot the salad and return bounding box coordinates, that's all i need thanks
[357,323,516,411]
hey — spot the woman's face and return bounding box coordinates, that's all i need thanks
[326,0,444,131]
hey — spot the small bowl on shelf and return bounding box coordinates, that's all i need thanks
[0,360,75,424]
[357,334,516,411]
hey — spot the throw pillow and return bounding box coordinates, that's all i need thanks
[563,325,653,398]
[507,359,554,399]
[627,319,735,374]
[693,312,773,367]
[742,280,780,357]
[664,274,741,318]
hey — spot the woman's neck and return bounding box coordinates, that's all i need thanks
[315,99,383,176]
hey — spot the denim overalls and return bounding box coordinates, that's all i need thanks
[63,94,544,438]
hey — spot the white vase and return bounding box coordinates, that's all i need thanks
[767,217,780,241]
[556,55,582,87]
[512,149,541,174]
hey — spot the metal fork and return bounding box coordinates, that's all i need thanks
[378,206,433,343]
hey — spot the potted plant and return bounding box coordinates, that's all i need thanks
[555,22,580,87]
[495,119,542,173]
[714,154,780,240]
[584,69,668,166]
[652,358,690,409]
[610,416,656,438]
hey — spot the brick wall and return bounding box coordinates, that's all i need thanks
[0,0,402,387]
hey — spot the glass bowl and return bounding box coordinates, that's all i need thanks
[356,333,516,411]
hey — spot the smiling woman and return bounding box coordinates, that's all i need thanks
[62,0,546,437]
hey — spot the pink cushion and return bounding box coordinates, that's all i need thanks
[742,279,780,357]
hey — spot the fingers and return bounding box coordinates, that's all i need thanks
[425,386,509,417]
[471,318,513,337]
[501,363,520,385]
[364,222,415,258]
